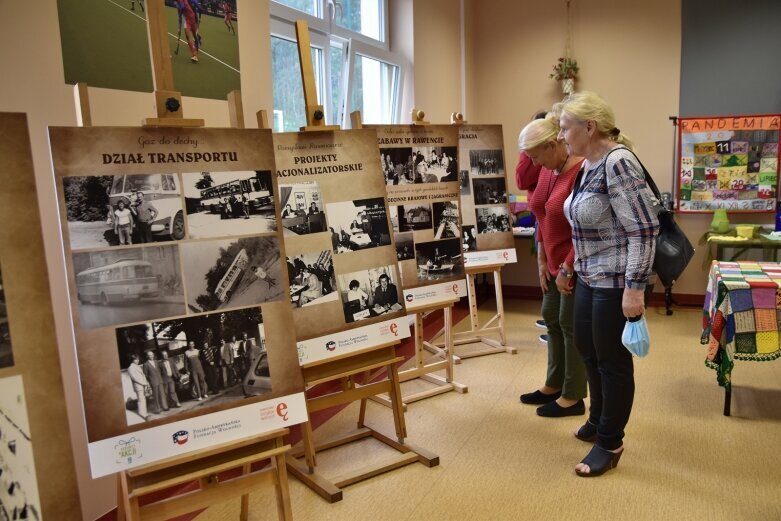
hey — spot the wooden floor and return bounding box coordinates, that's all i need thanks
[197,299,781,521]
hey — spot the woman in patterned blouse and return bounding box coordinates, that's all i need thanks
[558,91,659,477]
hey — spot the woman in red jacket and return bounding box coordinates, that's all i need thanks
[517,109,587,418]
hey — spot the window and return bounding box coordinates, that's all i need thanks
[270,0,403,130]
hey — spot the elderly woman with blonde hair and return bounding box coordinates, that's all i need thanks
[518,109,587,421]
[558,91,659,477]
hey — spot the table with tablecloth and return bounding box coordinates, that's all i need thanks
[701,261,781,414]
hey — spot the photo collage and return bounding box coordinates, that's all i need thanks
[273,130,404,337]
[457,125,516,261]
[373,124,466,291]
[61,168,285,427]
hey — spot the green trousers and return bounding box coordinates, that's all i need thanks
[541,279,587,400]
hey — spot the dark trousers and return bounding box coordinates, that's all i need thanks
[573,278,634,451]
[137,221,153,243]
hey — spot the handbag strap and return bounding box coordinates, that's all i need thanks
[603,146,663,201]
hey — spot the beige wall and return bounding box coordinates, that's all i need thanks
[412,0,462,123]
[455,0,754,296]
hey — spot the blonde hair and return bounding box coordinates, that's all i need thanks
[518,111,560,151]
[560,91,635,151]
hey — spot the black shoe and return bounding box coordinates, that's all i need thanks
[539,334,548,344]
[536,399,585,417]
[575,420,598,442]
[535,319,547,329]
[520,389,561,405]
[575,445,623,477]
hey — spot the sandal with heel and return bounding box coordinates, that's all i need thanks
[574,420,597,443]
[575,445,623,477]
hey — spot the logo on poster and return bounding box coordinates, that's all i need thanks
[276,403,289,421]
[172,430,189,445]
[389,323,399,336]
[452,283,459,295]
[502,251,509,261]
[405,294,414,303]
[114,437,142,465]
[325,340,337,351]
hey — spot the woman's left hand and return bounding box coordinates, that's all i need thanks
[622,287,645,318]
[555,272,573,295]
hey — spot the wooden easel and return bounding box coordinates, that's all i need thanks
[436,264,518,359]
[279,21,437,503]
[286,341,438,502]
[72,3,295,519]
[352,112,467,406]
[116,429,293,521]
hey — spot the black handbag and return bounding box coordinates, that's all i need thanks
[605,148,695,288]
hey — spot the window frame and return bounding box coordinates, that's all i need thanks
[342,38,404,127]
[270,0,403,128]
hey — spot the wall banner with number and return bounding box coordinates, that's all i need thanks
[677,114,780,213]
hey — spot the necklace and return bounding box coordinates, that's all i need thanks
[555,154,570,175]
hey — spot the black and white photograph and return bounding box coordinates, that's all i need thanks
[395,233,415,260]
[338,265,402,323]
[0,264,13,369]
[379,147,414,185]
[460,169,471,196]
[473,177,508,205]
[180,236,284,313]
[278,181,326,235]
[325,198,392,253]
[415,239,464,283]
[469,149,505,175]
[396,203,433,232]
[463,225,478,253]
[286,250,338,308]
[115,308,269,425]
[62,174,186,250]
[476,206,513,234]
[432,201,461,239]
[73,246,186,330]
[183,170,276,239]
[411,146,459,183]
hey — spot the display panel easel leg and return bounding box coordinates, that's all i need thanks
[433,264,517,359]
[286,342,439,503]
[371,299,467,409]
[115,429,293,521]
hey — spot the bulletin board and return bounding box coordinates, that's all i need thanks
[48,126,307,478]
[677,114,780,212]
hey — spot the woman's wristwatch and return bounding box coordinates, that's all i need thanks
[558,263,574,279]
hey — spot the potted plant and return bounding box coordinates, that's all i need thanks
[550,57,579,95]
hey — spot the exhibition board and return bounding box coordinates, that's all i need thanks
[272,129,411,365]
[0,113,82,519]
[371,124,467,308]
[48,126,307,478]
[457,124,517,267]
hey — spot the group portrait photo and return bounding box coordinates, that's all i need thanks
[115,307,268,425]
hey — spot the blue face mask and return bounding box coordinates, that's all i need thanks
[622,315,650,358]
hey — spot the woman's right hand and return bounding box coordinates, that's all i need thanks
[537,244,549,292]
[538,262,551,293]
